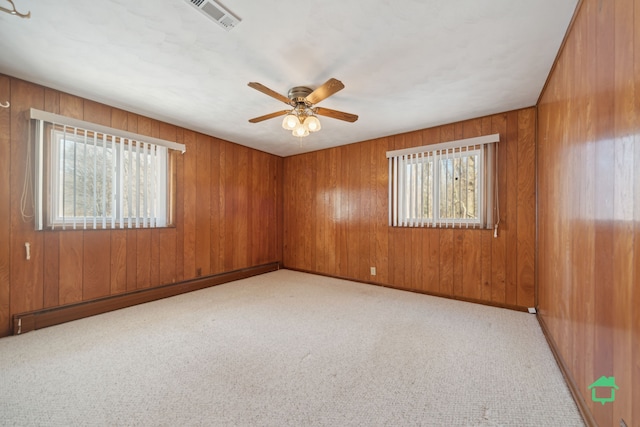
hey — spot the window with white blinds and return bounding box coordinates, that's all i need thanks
[387,134,498,230]
[30,109,186,230]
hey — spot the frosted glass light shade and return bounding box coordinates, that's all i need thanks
[305,115,321,132]
[293,123,309,137]
[282,113,299,130]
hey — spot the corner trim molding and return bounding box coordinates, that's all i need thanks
[12,262,280,335]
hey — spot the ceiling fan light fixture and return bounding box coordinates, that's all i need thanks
[282,113,298,130]
[305,115,321,132]
[293,123,309,137]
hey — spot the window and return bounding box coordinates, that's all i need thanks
[30,109,185,230]
[387,134,498,229]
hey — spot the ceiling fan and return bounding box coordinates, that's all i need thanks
[247,78,358,137]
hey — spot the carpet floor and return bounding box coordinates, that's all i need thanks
[0,270,583,426]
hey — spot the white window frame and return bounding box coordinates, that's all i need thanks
[31,108,185,231]
[387,134,498,229]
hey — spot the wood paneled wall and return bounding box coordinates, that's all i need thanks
[538,0,639,425]
[283,108,536,309]
[0,76,283,337]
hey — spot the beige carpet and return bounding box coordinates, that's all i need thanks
[0,270,583,426]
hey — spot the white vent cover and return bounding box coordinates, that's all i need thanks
[185,0,240,31]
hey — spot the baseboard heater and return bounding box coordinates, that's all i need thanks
[13,262,280,335]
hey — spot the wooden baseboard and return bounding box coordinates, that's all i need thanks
[284,266,529,312]
[12,262,280,336]
[537,314,595,427]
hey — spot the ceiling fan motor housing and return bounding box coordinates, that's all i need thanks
[288,86,313,106]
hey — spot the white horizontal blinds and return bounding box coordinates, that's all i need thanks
[387,134,499,229]
[31,109,183,231]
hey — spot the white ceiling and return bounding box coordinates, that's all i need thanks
[0,0,578,157]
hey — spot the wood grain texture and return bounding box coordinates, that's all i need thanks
[223,141,237,272]
[0,75,11,336]
[110,231,127,294]
[0,76,284,337]
[490,114,507,304]
[135,230,152,289]
[175,129,185,281]
[611,0,634,424]
[182,130,197,279]
[283,109,536,309]
[633,2,640,424]
[147,118,162,288]
[195,133,211,276]
[125,114,139,291]
[372,137,389,285]
[58,231,83,304]
[592,5,615,422]
[10,79,44,319]
[504,111,518,306]
[42,89,61,309]
[274,155,284,266]
[346,143,361,281]
[313,150,327,273]
[516,108,535,306]
[233,145,249,270]
[337,146,350,278]
[82,232,111,300]
[538,0,639,425]
[43,232,60,308]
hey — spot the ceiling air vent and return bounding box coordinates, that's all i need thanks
[185,0,240,31]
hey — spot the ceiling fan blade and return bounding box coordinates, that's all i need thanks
[315,107,358,123]
[248,82,291,105]
[248,110,290,123]
[305,78,345,105]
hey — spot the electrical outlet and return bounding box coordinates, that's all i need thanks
[370,267,376,276]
